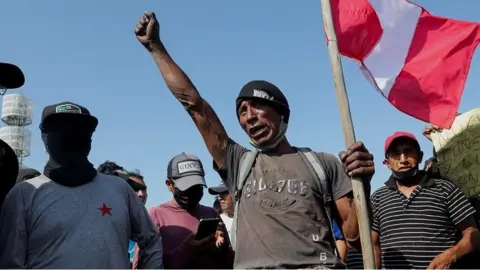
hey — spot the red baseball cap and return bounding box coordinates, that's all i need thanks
[384,131,419,156]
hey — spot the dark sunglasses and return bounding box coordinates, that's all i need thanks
[126,179,147,192]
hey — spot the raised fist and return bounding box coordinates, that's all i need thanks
[135,12,160,50]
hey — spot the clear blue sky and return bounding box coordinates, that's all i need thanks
[1,0,479,209]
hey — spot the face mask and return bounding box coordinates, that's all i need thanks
[42,130,97,187]
[43,130,92,164]
[173,186,204,210]
[392,166,419,185]
[249,120,288,152]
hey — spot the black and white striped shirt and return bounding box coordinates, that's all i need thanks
[346,249,363,269]
[371,174,476,269]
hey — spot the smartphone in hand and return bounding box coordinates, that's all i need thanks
[196,218,221,240]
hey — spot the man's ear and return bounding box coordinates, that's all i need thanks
[384,158,393,170]
[419,150,424,164]
[165,179,174,192]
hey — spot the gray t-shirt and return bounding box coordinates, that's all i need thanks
[214,139,352,269]
[0,173,163,269]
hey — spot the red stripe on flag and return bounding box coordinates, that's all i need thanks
[330,0,383,61]
[388,9,480,129]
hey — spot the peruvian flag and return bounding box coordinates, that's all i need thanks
[330,0,480,129]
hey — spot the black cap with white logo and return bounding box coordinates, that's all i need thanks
[39,101,98,131]
[236,80,290,123]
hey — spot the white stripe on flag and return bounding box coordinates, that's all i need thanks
[362,0,421,97]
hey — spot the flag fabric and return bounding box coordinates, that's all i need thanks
[330,0,480,129]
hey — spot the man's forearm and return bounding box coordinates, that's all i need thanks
[149,41,202,110]
[344,188,373,244]
[374,243,382,269]
[146,40,229,168]
[344,201,360,242]
[451,228,480,261]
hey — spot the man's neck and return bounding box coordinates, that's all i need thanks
[262,138,295,155]
[395,175,422,189]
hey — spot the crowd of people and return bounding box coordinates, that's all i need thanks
[0,10,477,270]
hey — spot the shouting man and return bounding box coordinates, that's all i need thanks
[135,12,375,269]
[0,102,163,269]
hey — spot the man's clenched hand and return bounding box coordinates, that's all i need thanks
[135,12,160,51]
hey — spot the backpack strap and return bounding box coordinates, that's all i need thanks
[231,150,259,251]
[295,147,341,259]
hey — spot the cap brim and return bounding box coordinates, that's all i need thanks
[40,113,98,131]
[0,63,25,89]
[208,186,228,195]
[174,175,206,191]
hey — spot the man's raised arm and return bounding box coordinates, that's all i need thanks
[135,12,229,168]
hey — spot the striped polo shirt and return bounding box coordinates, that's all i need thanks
[346,249,363,269]
[371,173,476,269]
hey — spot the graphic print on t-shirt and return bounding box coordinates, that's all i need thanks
[98,203,112,216]
[244,153,331,241]
[242,162,311,212]
[234,151,344,268]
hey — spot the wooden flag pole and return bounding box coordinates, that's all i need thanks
[320,0,375,269]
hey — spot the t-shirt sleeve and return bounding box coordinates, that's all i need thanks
[444,182,476,225]
[316,153,352,201]
[128,187,163,269]
[0,184,28,268]
[132,207,162,269]
[213,138,249,193]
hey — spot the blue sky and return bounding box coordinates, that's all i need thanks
[1,0,479,209]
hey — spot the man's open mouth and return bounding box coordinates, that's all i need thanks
[250,125,267,137]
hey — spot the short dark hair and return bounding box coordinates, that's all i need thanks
[128,169,144,180]
[97,160,124,176]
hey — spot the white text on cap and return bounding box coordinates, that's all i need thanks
[177,160,202,174]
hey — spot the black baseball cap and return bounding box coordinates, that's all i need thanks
[236,80,290,123]
[0,63,25,90]
[39,102,98,131]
